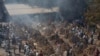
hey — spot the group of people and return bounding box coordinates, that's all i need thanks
[0,35,44,56]
[0,21,100,56]
[23,42,44,56]
[62,22,100,56]
[47,21,100,56]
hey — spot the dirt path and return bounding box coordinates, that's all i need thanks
[0,47,24,56]
[0,48,7,56]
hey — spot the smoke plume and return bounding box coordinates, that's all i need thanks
[5,0,87,25]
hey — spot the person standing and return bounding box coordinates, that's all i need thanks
[12,37,17,55]
[39,50,43,56]
[55,44,61,56]
[7,51,12,56]
[63,50,68,56]
[18,38,22,53]
[18,41,22,53]
[97,32,100,40]
[36,51,39,56]
[88,37,93,45]
[24,43,30,56]
[94,48,100,56]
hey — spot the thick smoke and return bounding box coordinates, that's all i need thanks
[10,15,41,29]
[26,0,87,21]
[5,0,87,25]
[59,0,87,21]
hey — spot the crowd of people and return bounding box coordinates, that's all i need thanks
[0,31,44,56]
[0,20,100,56]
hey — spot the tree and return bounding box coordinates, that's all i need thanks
[85,0,100,24]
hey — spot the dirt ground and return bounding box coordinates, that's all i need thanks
[0,48,6,56]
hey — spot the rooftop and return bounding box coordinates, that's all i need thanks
[5,4,59,16]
